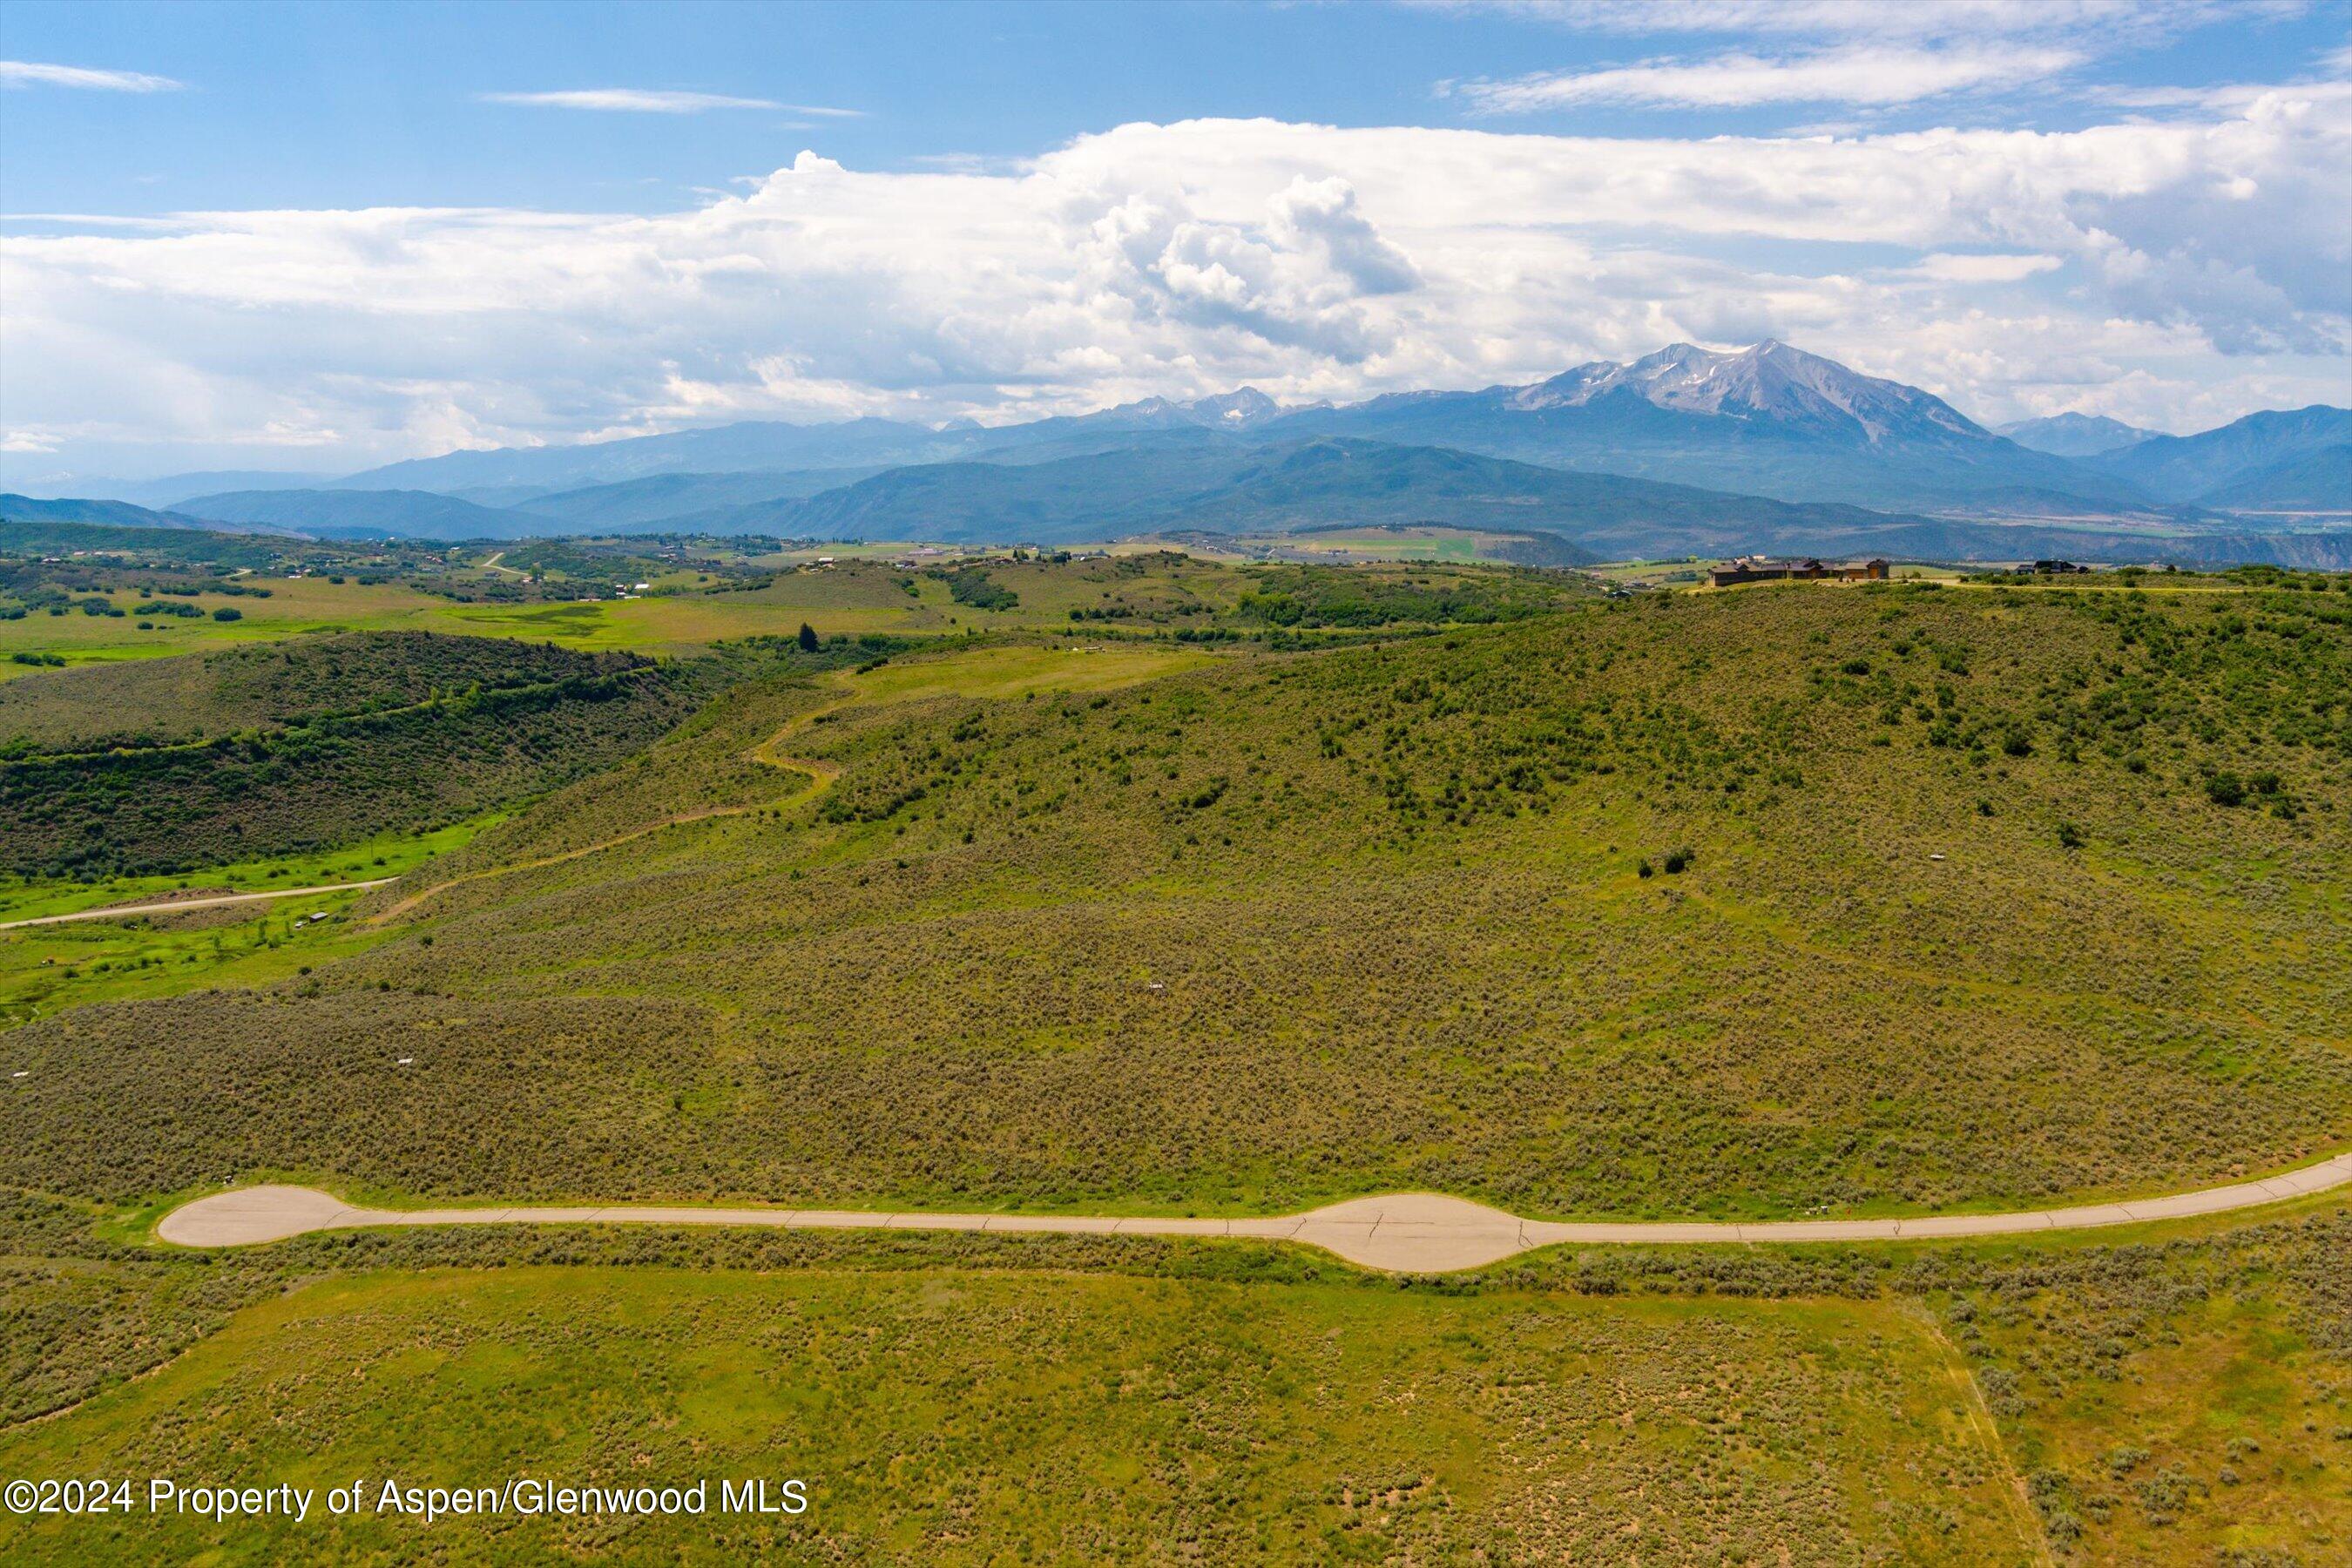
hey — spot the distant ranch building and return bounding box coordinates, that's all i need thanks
[1708,556,1889,588]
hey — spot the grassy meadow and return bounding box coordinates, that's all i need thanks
[0,814,504,1032]
[0,813,497,926]
[0,1260,2036,1564]
[2,546,2348,1563]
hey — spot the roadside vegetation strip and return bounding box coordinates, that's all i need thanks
[0,881,395,930]
[157,1152,2352,1272]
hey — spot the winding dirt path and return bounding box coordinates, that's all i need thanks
[368,696,847,924]
[366,645,1206,923]
[0,882,395,930]
[155,1150,2352,1274]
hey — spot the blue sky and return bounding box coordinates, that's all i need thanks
[3,0,2347,481]
[9,0,2345,212]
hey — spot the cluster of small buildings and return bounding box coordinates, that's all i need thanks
[1707,556,1890,588]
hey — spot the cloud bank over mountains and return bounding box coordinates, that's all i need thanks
[3,65,2346,474]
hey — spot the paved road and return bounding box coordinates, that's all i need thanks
[155,1152,2352,1273]
[0,881,395,930]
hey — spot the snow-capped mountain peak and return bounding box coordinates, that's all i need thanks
[1505,341,1984,446]
[1090,386,1288,431]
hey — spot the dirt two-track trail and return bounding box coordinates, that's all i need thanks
[368,695,845,923]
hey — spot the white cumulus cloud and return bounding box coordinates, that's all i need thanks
[1,89,2344,471]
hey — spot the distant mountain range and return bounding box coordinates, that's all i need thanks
[1995,413,2157,457]
[308,342,2143,516]
[13,341,2346,561]
[0,492,298,536]
[175,437,1971,551]
[307,341,2342,523]
[172,488,554,538]
[1262,341,2173,514]
[783,436,1944,551]
[2082,407,2352,510]
[10,470,333,510]
[329,417,955,495]
[480,468,890,528]
[778,436,2352,565]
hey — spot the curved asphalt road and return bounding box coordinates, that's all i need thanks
[157,1152,2352,1273]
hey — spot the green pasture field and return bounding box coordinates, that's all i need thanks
[832,640,1220,706]
[0,891,387,1034]
[0,812,500,925]
[0,575,456,675]
[0,1189,2343,1565]
[0,814,501,1030]
[0,570,905,672]
[0,1263,2033,1565]
[0,574,674,675]
[735,540,937,565]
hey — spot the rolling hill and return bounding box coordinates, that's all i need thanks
[516,468,887,530]
[331,416,959,494]
[780,436,2341,564]
[10,583,2344,1218]
[0,632,737,876]
[3,564,2349,1565]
